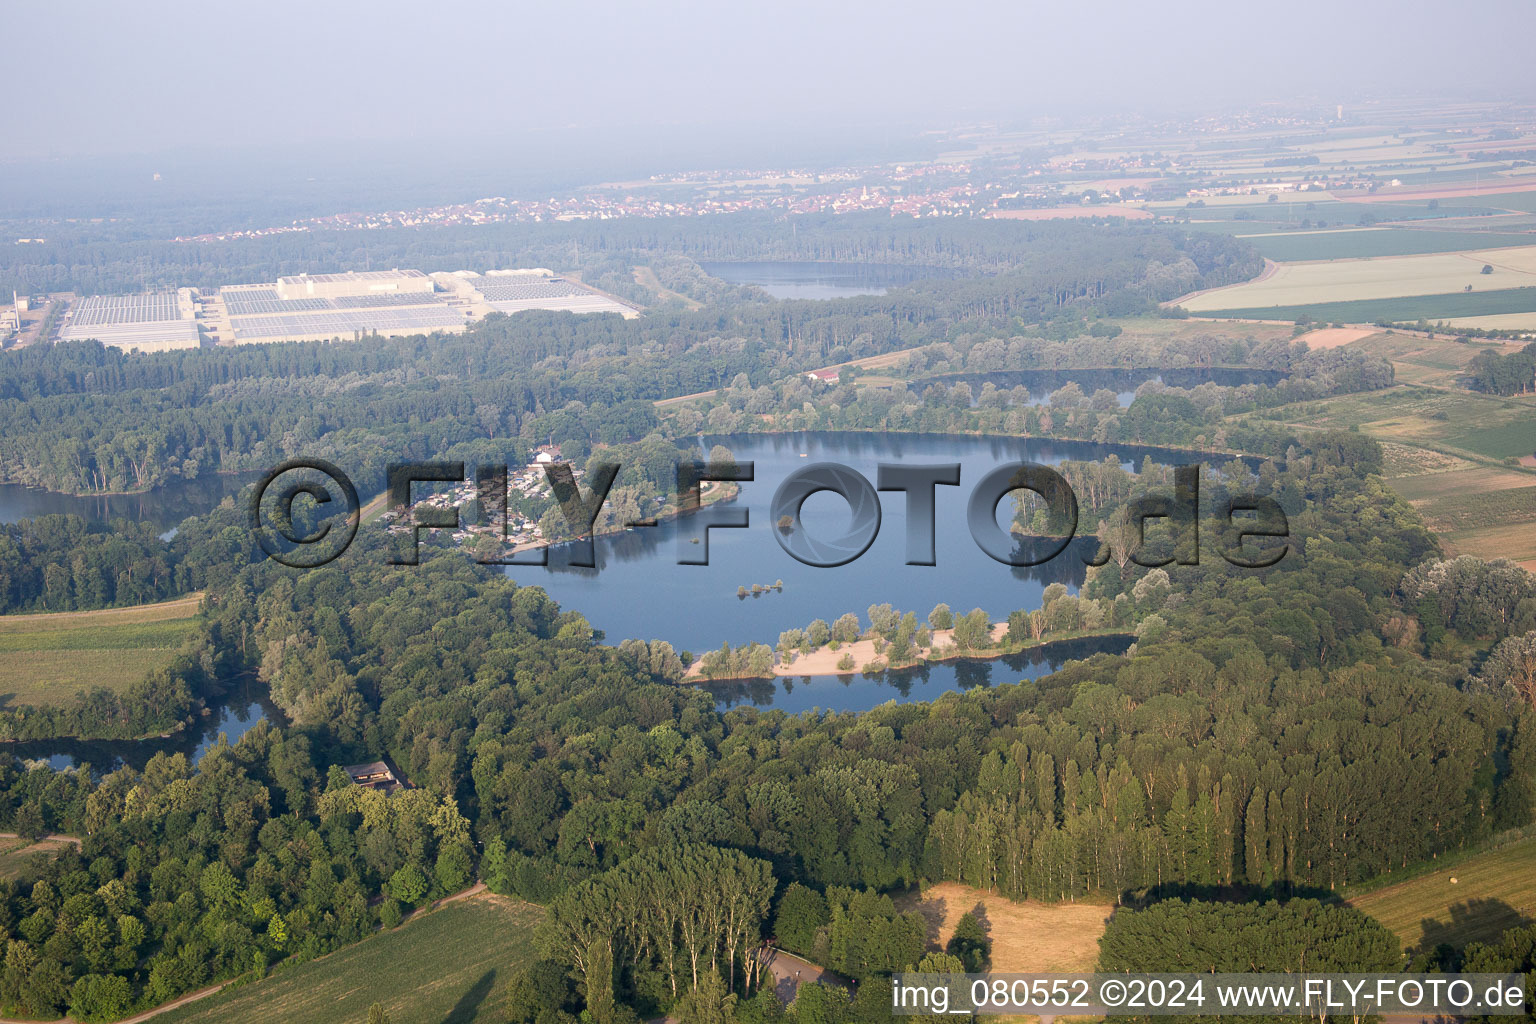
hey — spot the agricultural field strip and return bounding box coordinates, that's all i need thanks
[0,618,198,652]
[0,593,203,631]
[1183,245,1536,311]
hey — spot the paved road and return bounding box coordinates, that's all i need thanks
[759,948,850,1005]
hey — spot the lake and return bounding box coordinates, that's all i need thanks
[701,634,1133,714]
[508,431,1209,657]
[6,679,279,772]
[700,261,955,300]
[0,472,261,531]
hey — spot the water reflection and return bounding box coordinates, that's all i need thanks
[515,431,1225,655]
[703,634,1133,713]
[5,678,280,773]
[0,473,261,530]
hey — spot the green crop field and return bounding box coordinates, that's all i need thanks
[0,596,202,707]
[156,896,542,1024]
[1190,286,1536,325]
[1409,484,1536,532]
[1444,421,1536,460]
[1246,229,1536,262]
[1348,837,1536,953]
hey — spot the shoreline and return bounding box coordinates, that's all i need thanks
[682,626,1134,684]
[0,467,259,499]
[474,479,739,559]
[698,425,1271,466]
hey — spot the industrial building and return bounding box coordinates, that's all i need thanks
[213,274,468,344]
[41,265,635,354]
[433,268,636,317]
[274,269,433,301]
[57,290,201,352]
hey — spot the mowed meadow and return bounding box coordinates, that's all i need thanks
[1347,837,1536,953]
[155,896,542,1024]
[895,882,1112,973]
[0,594,202,707]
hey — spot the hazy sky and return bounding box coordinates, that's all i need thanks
[10,0,1536,161]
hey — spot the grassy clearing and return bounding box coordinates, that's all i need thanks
[1410,485,1536,533]
[895,882,1112,973]
[156,895,541,1024]
[1349,332,1509,387]
[1379,442,1470,478]
[1254,385,1536,460]
[0,619,198,652]
[1348,837,1536,952]
[1444,420,1536,460]
[0,595,202,708]
[0,837,74,881]
[1389,467,1536,502]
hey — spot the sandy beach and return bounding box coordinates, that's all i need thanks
[684,621,1013,680]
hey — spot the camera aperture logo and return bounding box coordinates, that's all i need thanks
[248,458,1289,571]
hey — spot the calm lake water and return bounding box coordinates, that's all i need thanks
[7,680,279,772]
[0,472,261,531]
[510,431,1207,657]
[702,634,1133,714]
[700,261,955,300]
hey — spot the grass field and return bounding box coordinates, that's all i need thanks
[1348,837,1536,952]
[0,595,202,707]
[1183,245,1536,312]
[1343,333,1510,387]
[894,882,1112,973]
[156,895,541,1024]
[1254,385,1536,461]
[0,836,73,881]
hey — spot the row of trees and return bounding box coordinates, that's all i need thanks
[542,845,776,1018]
[1466,342,1536,396]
